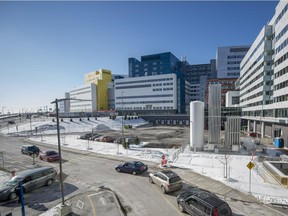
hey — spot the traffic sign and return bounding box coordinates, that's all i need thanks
[247,161,254,170]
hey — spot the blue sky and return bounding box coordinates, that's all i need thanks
[0,1,278,112]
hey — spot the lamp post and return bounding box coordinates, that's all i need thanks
[51,99,65,207]
[51,98,92,211]
[121,91,125,154]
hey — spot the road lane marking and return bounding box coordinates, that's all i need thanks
[87,194,97,216]
[150,184,184,215]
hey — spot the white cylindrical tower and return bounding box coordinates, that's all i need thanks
[190,101,204,150]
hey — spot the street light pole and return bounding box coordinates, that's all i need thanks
[121,92,125,154]
[54,99,65,207]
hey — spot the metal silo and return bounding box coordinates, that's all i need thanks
[190,101,204,151]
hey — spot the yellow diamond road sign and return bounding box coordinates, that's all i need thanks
[247,161,254,170]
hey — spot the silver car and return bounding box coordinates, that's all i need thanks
[0,166,57,201]
[149,170,182,194]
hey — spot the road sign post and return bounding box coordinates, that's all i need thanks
[247,161,254,194]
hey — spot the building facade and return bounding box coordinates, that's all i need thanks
[114,74,178,114]
[84,69,112,111]
[240,0,288,147]
[69,83,97,113]
[128,52,185,113]
[216,46,250,78]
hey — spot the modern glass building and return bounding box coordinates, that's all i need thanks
[128,52,186,113]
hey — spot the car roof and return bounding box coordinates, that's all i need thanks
[188,188,226,207]
[16,167,53,178]
[158,170,179,177]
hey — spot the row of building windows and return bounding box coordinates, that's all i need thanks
[228,61,241,64]
[274,94,288,103]
[275,3,288,25]
[70,90,91,96]
[274,65,288,78]
[227,72,239,76]
[227,55,245,59]
[70,87,91,93]
[240,62,264,88]
[153,87,173,91]
[241,38,264,71]
[116,94,173,99]
[275,50,288,67]
[243,108,288,118]
[116,100,173,105]
[116,78,173,85]
[274,78,288,90]
[116,84,151,89]
[240,52,264,84]
[241,68,263,94]
[240,90,262,104]
[275,23,288,42]
[123,106,174,110]
[227,66,240,70]
[275,37,288,54]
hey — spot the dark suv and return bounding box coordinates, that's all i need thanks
[21,145,40,156]
[177,188,232,216]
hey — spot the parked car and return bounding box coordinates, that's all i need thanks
[0,167,57,201]
[90,134,102,140]
[177,187,232,216]
[98,135,114,143]
[114,136,140,145]
[149,170,182,194]
[115,161,148,175]
[21,145,40,156]
[80,133,94,140]
[39,150,60,162]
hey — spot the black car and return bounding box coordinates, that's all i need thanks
[21,145,40,156]
[177,188,232,216]
[115,161,148,175]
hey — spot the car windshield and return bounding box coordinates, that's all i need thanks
[46,151,57,156]
[216,204,232,216]
[27,146,38,151]
[4,176,22,186]
[169,176,181,183]
[134,162,144,167]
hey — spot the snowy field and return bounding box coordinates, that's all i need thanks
[1,116,288,206]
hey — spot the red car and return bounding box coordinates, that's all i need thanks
[39,150,60,162]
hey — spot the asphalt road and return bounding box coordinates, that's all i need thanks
[0,135,287,216]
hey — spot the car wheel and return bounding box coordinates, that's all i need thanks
[161,186,166,194]
[9,192,17,200]
[46,179,54,186]
[149,177,154,184]
[178,203,185,212]
[21,150,24,154]
[116,168,121,172]
[132,171,137,175]
[39,156,43,160]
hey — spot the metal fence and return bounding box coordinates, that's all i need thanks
[170,142,189,162]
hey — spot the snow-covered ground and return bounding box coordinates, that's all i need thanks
[1,116,288,206]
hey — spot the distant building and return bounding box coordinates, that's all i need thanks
[205,78,237,107]
[216,45,250,78]
[69,83,97,112]
[225,91,240,107]
[184,59,217,83]
[114,74,178,114]
[128,52,185,113]
[84,69,112,111]
[58,92,70,113]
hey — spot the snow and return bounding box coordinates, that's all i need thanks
[1,116,288,206]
